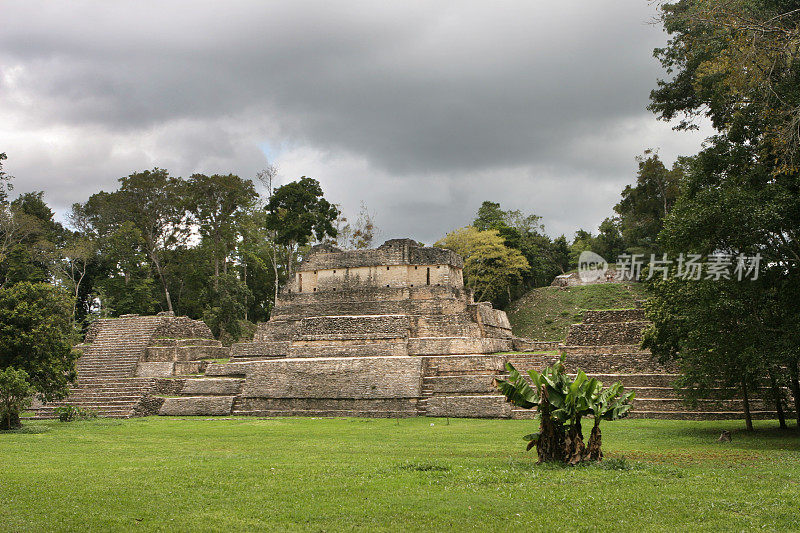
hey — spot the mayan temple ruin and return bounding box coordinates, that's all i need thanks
[33,238,779,420]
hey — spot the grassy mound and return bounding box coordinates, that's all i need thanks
[507,282,650,341]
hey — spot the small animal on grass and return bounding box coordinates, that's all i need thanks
[717,430,732,442]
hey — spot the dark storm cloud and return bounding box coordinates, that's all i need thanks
[0,1,710,243]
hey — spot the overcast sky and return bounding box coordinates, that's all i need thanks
[0,1,711,244]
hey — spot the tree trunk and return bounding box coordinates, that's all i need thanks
[587,422,603,462]
[741,378,753,431]
[272,247,279,316]
[565,421,586,465]
[535,387,565,463]
[1,410,20,430]
[152,257,173,312]
[789,357,800,429]
[768,369,787,429]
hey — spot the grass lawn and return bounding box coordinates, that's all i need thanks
[508,283,650,341]
[2,417,799,532]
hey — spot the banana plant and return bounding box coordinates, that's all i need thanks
[495,359,635,464]
[585,381,635,461]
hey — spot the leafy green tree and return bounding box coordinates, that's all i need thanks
[593,217,625,262]
[185,174,257,290]
[0,283,77,407]
[650,0,800,172]
[81,169,188,312]
[202,272,252,343]
[0,192,66,288]
[435,227,530,305]
[264,177,339,276]
[0,367,34,430]
[645,1,800,429]
[472,201,565,294]
[614,152,683,256]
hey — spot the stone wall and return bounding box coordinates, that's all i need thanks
[582,309,646,324]
[564,321,649,346]
[241,356,422,399]
[152,316,214,339]
[289,239,465,294]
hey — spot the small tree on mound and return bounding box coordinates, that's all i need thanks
[494,360,634,464]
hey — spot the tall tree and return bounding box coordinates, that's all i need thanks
[264,177,339,277]
[614,152,683,255]
[645,0,800,428]
[185,173,256,291]
[0,283,78,409]
[81,169,188,312]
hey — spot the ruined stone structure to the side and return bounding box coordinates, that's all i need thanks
[32,239,787,421]
[32,313,227,418]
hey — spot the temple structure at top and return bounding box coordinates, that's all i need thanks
[289,238,464,293]
[230,238,513,359]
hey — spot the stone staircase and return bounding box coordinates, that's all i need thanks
[33,314,224,419]
[75,316,164,381]
[33,378,157,418]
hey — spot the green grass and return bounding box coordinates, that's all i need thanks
[1,417,798,532]
[507,283,650,341]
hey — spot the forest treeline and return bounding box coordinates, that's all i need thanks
[0,147,674,344]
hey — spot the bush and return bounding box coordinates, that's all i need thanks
[0,367,34,430]
[54,405,98,422]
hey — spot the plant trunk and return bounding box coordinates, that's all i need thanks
[587,422,603,462]
[150,253,173,313]
[741,378,753,432]
[789,358,800,429]
[768,369,787,429]
[535,387,565,463]
[1,411,20,430]
[565,422,586,465]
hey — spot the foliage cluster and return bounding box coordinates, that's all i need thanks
[495,360,634,464]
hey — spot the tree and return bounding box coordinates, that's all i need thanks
[81,169,188,312]
[54,235,97,322]
[645,0,800,429]
[202,272,252,343]
[471,201,564,295]
[435,227,529,305]
[0,367,34,429]
[0,192,66,288]
[0,283,78,406]
[614,152,683,255]
[650,0,800,172]
[0,367,34,430]
[593,217,626,262]
[264,177,339,277]
[185,174,257,291]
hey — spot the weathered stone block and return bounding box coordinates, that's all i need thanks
[158,396,235,416]
[426,395,511,418]
[242,356,422,399]
[135,362,174,377]
[181,378,244,396]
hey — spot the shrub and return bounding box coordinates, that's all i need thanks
[0,367,34,430]
[54,405,98,422]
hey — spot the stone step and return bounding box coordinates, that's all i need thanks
[230,409,417,418]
